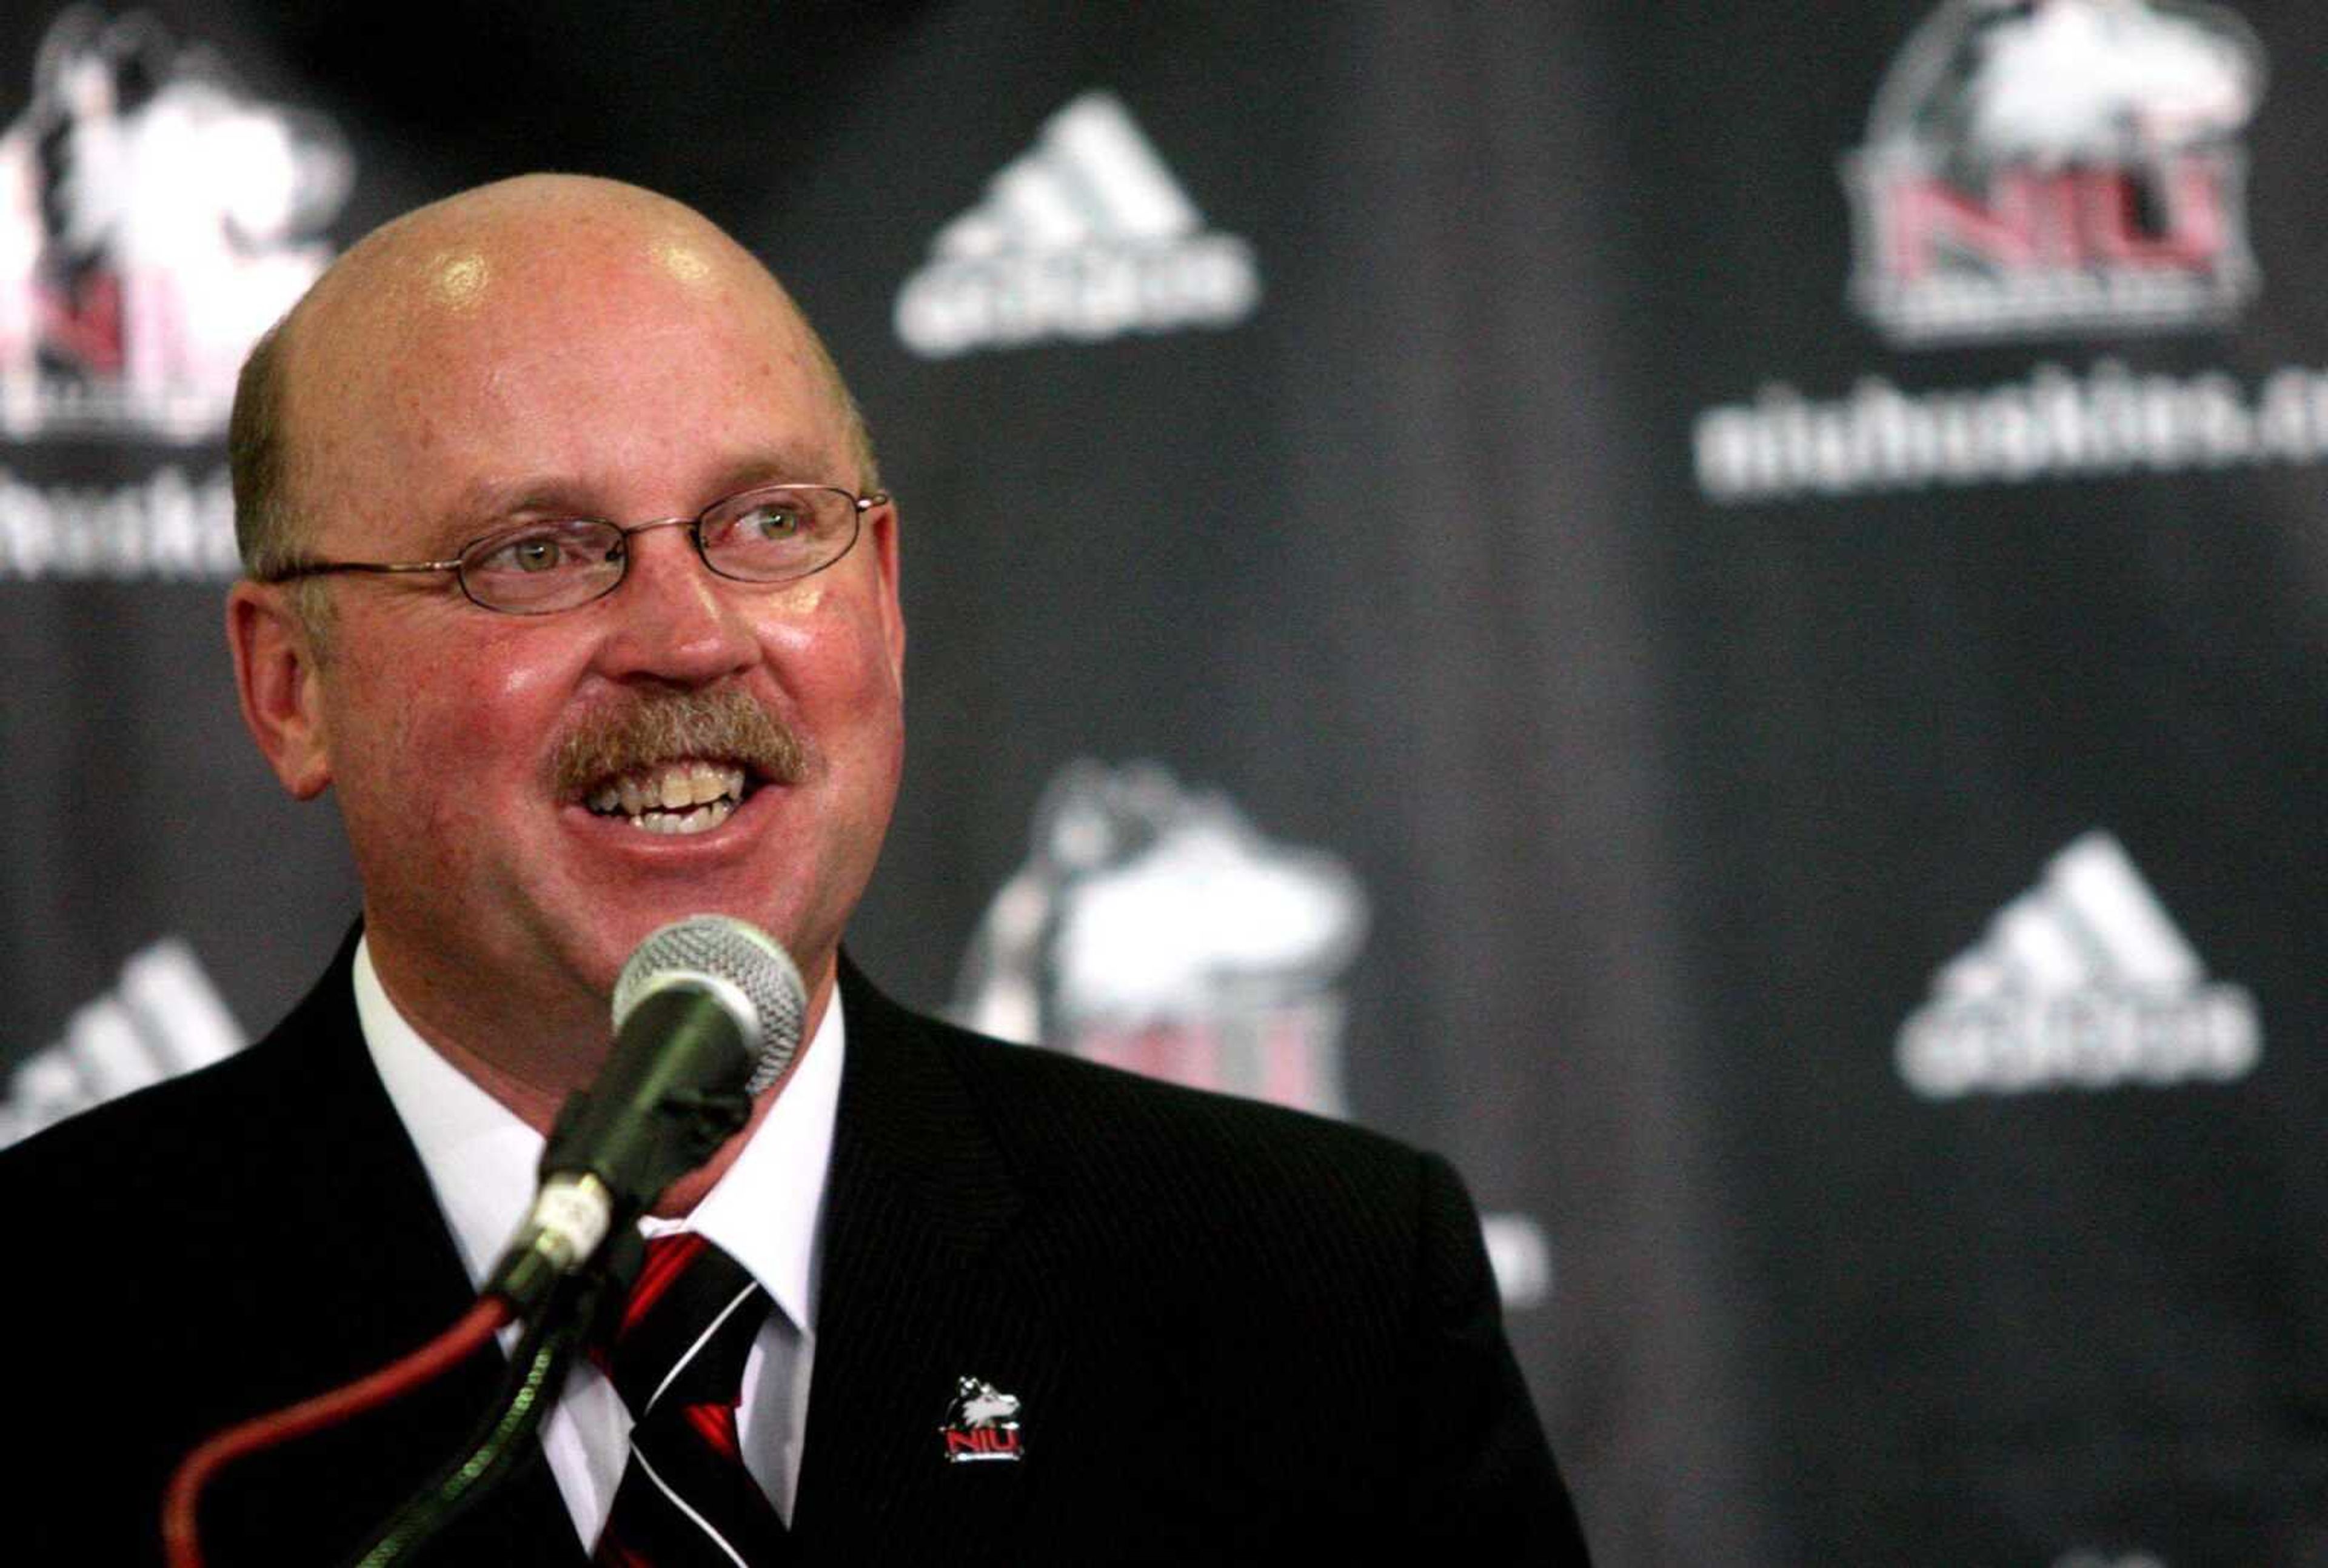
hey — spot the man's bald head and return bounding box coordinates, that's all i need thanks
[228,174,878,618]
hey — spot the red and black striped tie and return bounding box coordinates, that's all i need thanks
[590,1232,791,1566]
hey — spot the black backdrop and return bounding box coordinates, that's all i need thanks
[5,4,2323,1562]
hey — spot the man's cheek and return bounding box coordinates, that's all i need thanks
[483,646,577,706]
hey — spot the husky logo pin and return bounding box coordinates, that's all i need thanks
[938,1375,1025,1464]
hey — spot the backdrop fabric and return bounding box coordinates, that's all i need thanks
[5,5,2321,1563]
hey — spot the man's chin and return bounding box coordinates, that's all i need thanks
[551,889,819,992]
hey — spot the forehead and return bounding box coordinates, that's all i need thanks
[284,203,851,535]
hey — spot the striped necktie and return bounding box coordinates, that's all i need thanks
[589,1232,791,1566]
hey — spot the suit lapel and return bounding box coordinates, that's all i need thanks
[791,959,1045,1557]
[207,930,585,1565]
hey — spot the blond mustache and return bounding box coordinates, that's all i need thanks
[552,686,808,800]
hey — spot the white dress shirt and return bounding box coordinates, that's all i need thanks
[352,936,842,1544]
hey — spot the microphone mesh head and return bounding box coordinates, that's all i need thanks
[611,916,808,1094]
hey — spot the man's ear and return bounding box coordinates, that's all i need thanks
[869,499,905,691]
[226,581,333,800]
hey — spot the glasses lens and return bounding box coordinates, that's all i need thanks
[698,487,860,583]
[459,519,626,613]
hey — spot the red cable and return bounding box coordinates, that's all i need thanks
[161,1295,513,1568]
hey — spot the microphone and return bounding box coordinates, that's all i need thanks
[486,915,806,1318]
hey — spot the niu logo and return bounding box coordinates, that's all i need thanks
[937,1375,1025,1466]
[943,1427,1023,1460]
[1842,0,2266,345]
[1880,158,2232,279]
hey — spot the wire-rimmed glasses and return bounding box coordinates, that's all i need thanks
[261,484,887,615]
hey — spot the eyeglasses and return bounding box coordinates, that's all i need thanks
[262,484,888,615]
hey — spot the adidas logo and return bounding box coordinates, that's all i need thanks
[1896,831,2260,1099]
[894,90,1260,358]
[1,938,244,1148]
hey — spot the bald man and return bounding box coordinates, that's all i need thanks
[0,178,1588,1565]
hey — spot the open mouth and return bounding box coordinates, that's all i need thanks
[583,759,751,836]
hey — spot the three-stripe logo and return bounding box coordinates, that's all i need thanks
[894,90,1260,358]
[1896,830,2260,1098]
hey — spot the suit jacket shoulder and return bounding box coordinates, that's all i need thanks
[0,933,577,1566]
[798,962,1590,1562]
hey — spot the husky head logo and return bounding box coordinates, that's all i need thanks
[0,6,352,440]
[944,1378,1021,1430]
[1844,0,2267,345]
[952,759,1367,1116]
[1883,0,2261,173]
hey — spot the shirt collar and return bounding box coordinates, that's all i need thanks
[353,934,843,1335]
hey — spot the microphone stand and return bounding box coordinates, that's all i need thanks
[318,929,786,1566]
[340,1233,644,1567]
[333,987,758,1564]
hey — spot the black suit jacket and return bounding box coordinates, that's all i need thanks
[2,935,1587,1564]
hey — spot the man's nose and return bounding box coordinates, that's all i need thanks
[593,522,757,684]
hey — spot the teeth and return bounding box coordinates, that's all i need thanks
[625,798,735,835]
[586,760,748,819]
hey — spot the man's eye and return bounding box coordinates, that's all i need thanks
[476,530,586,573]
[743,505,803,539]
